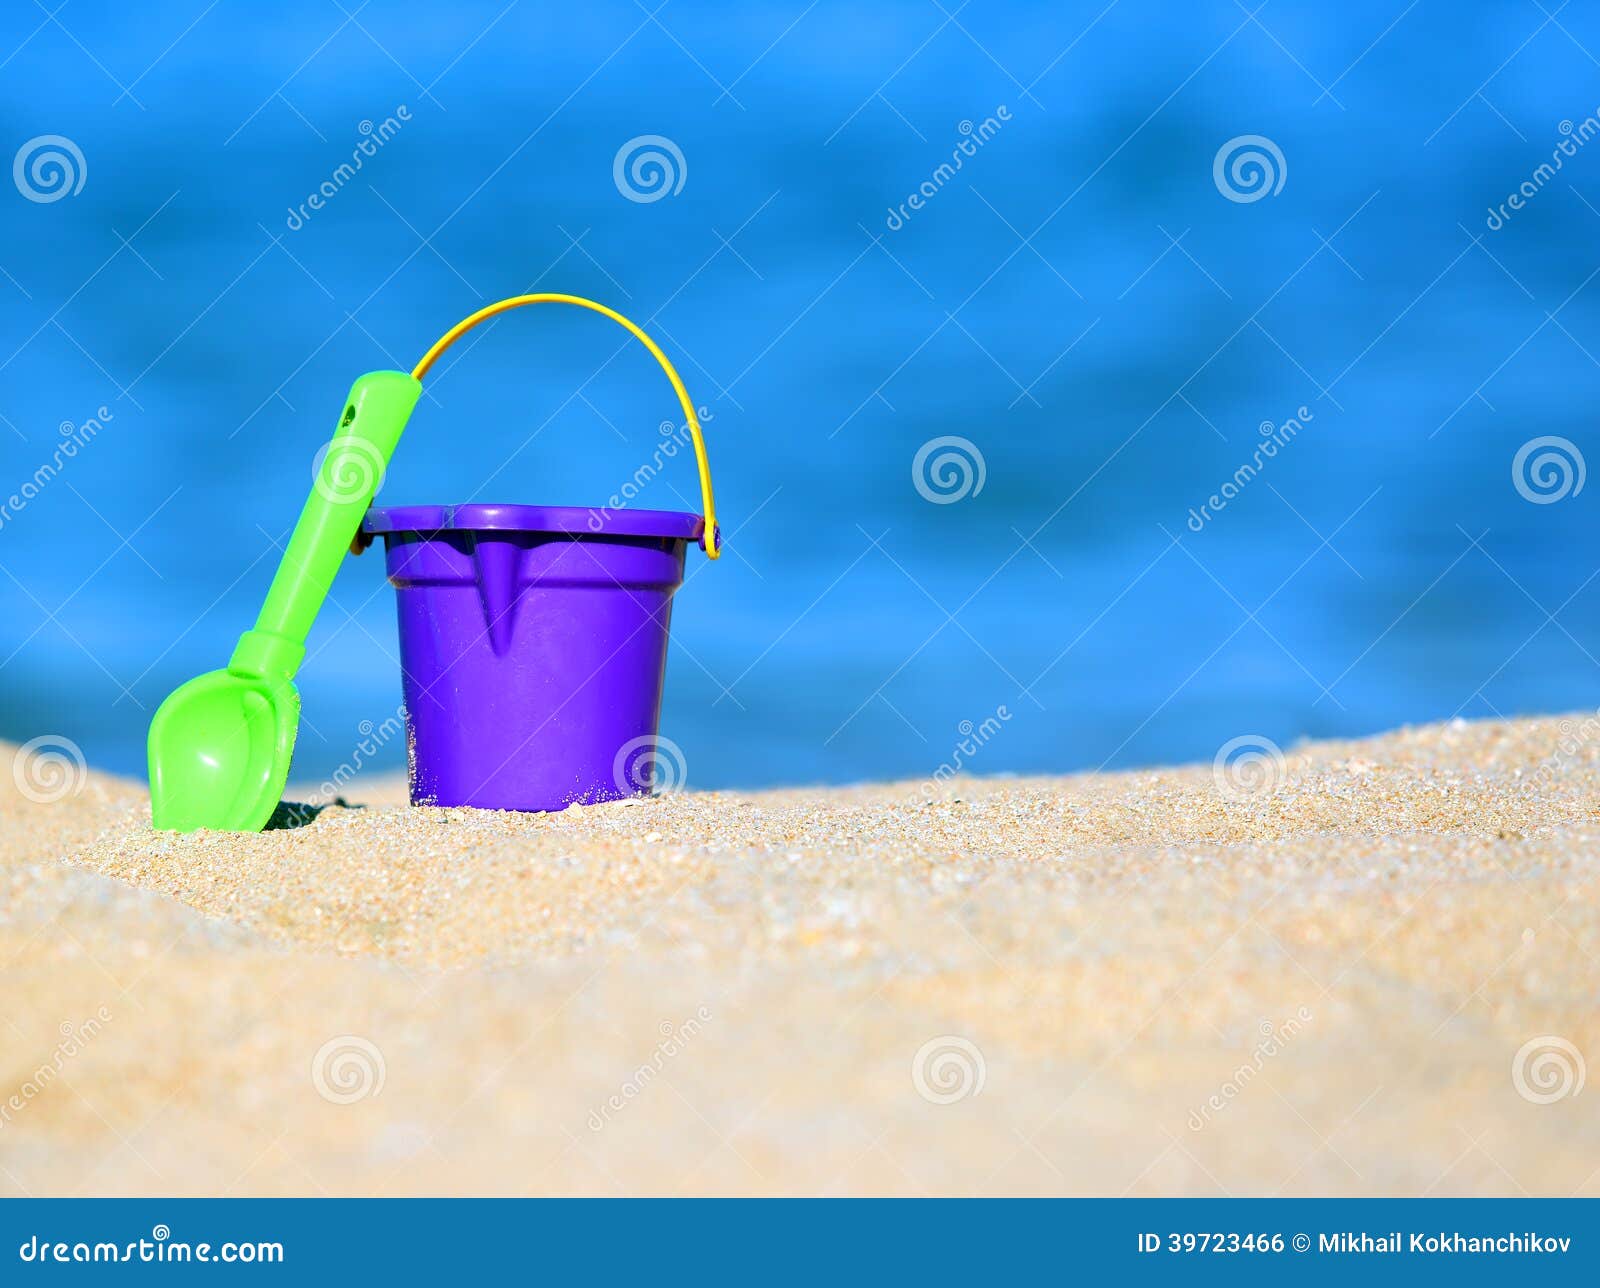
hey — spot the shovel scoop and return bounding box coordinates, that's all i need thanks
[148,371,421,831]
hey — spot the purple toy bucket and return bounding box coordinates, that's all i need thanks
[358,503,710,811]
[348,292,721,812]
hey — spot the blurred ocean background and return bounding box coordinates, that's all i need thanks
[3,0,1600,790]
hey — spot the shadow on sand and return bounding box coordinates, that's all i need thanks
[264,798,363,831]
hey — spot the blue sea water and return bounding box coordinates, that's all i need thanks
[2,1,1599,791]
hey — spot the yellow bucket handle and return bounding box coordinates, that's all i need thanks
[412,294,720,559]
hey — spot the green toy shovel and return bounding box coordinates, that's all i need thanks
[147,371,421,832]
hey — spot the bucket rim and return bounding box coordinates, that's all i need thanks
[361,503,705,542]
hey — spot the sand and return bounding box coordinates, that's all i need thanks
[0,715,1596,1196]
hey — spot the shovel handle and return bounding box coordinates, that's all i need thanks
[234,370,422,679]
[410,294,721,558]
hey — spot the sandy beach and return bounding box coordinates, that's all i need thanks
[1,715,1595,1197]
